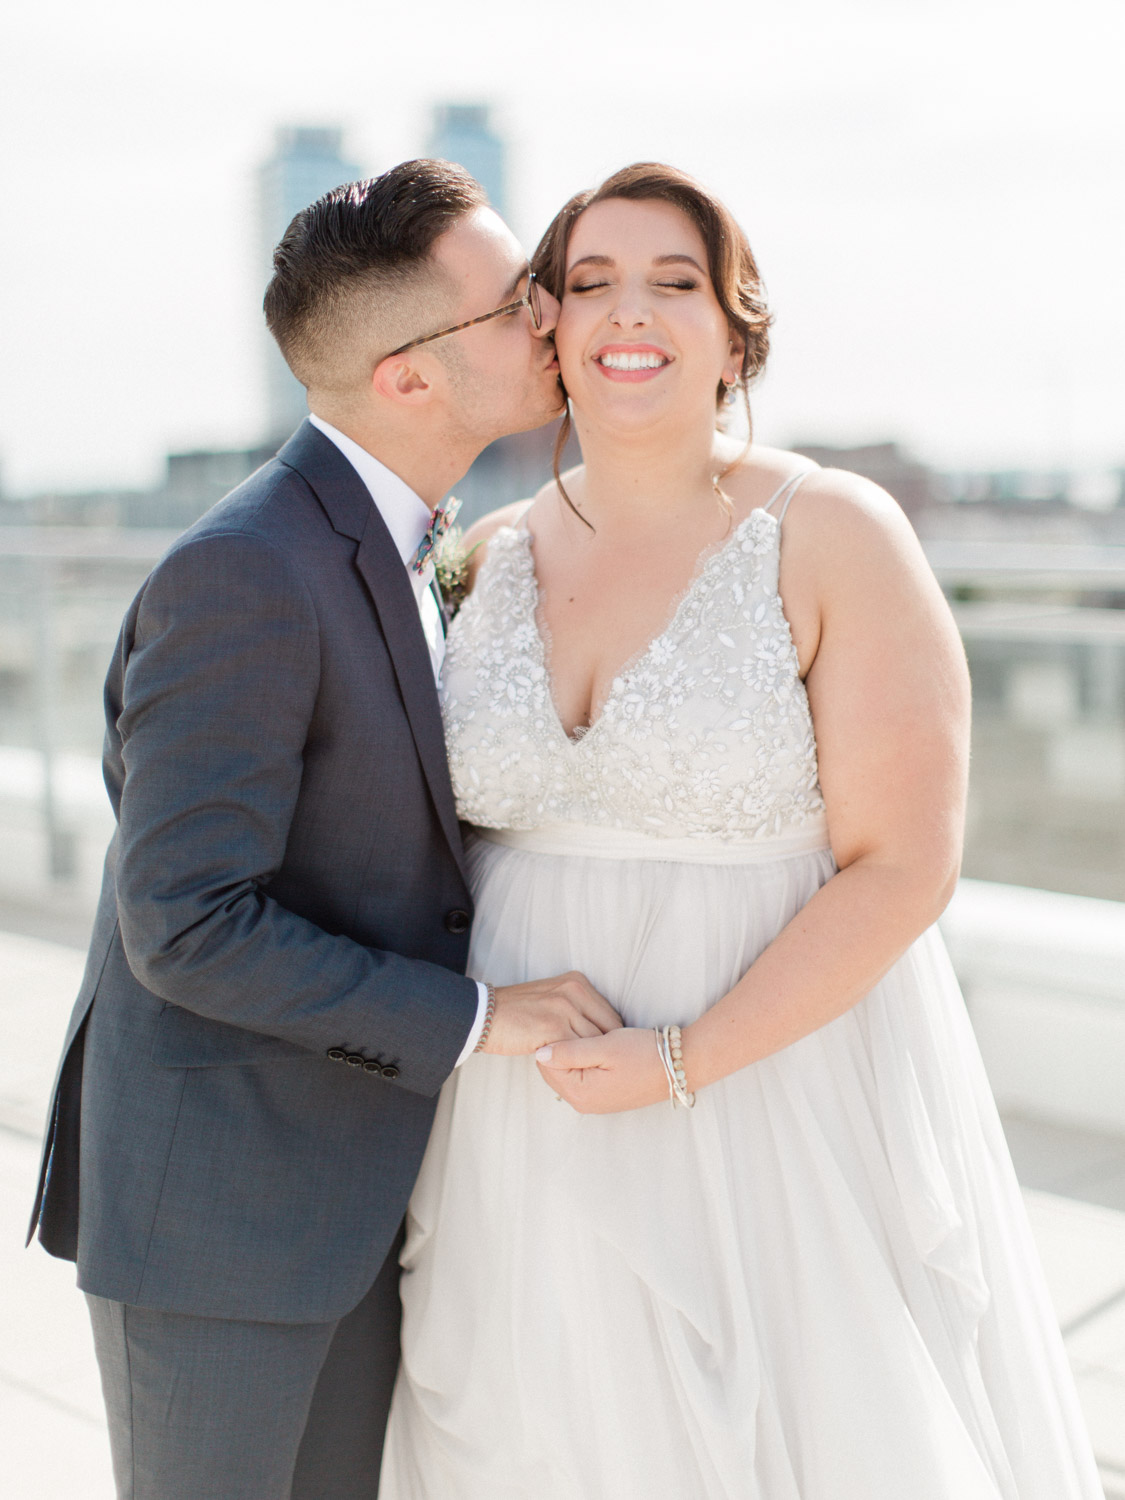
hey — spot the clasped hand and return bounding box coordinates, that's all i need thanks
[483,971,623,1055]
[481,974,668,1114]
[536,1028,669,1114]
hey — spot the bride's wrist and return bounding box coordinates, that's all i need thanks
[679,1021,712,1094]
[654,1023,696,1108]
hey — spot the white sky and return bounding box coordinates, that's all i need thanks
[1,0,1123,495]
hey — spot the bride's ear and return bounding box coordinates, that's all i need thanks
[723,333,747,386]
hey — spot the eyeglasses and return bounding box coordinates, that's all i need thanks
[385,271,543,359]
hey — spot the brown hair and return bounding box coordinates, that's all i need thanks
[264,159,487,395]
[531,162,773,520]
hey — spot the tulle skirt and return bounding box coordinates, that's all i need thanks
[380,822,1101,1499]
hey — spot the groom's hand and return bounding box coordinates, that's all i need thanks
[481,973,622,1056]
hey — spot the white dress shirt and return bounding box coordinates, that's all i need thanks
[309,415,489,1064]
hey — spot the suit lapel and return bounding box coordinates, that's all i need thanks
[277,423,467,881]
[353,522,467,878]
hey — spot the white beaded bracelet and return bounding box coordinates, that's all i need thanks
[473,983,497,1053]
[654,1023,695,1109]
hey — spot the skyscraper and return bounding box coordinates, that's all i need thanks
[423,104,566,524]
[258,126,362,441]
[427,104,506,218]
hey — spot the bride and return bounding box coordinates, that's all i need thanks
[379,164,1101,1498]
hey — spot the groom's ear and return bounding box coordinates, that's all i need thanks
[371,356,435,406]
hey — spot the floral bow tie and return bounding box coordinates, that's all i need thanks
[411,496,462,576]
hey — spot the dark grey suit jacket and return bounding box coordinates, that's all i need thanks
[28,421,479,1323]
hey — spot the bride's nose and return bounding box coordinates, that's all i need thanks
[608,281,652,330]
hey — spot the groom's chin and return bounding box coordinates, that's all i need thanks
[528,380,568,431]
[494,394,565,443]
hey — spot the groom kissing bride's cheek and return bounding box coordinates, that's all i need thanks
[29,159,1102,1500]
[28,160,617,1499]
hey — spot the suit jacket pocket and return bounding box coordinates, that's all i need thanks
[151,1003,311,1068]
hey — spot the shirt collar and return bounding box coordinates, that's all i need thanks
[308,414,433,572]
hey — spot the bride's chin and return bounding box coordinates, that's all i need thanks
[571,404,667,441]
[571,394,688,439]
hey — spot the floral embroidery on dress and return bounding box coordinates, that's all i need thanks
[440,509,826,841]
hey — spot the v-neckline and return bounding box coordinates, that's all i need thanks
[513,506,779,748]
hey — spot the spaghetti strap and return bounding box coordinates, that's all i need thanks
[762,466,816,524]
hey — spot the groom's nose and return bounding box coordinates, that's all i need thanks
[532,285,560,339]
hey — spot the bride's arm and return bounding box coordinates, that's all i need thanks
[537,471,971,1111]
[685,471,970,1086]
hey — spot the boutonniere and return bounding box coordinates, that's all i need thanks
[431,514,481,619]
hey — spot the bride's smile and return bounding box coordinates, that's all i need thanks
[554,196,739,435]
[591,343,671,379]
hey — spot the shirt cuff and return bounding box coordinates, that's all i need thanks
[454,981,492,1067]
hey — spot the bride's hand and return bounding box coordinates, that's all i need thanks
[535,1028,669,1114]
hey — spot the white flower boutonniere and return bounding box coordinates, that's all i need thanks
[431,519,481,619]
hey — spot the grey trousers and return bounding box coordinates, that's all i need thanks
[86,1234,403,1500]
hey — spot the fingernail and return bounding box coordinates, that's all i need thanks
[535,1046,553,1063]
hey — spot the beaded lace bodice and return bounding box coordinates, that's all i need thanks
[440,501,826,841]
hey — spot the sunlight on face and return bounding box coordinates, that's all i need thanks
[555,198,734,430]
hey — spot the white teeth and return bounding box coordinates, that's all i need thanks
[598,351,667,371]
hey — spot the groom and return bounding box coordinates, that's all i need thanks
[27,160,618,1499]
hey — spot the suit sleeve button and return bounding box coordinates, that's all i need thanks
[344,1053,365,1067]
[444,908,471,935]
[327,1048,347,1062]
[381,1065,400,1080]
[362,1060,382,1074]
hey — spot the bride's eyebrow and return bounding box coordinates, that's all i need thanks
[566,254,614,274]
[565,252,706,275]
[654,254,705,271]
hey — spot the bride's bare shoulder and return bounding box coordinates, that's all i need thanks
[462,500,531,550]
[460,501,529,588]
[462,467,585,587]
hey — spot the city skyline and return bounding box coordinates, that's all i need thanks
[258,125,362,440]
[1,0,1123,496]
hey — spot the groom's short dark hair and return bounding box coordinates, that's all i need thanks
[264,159,487,396]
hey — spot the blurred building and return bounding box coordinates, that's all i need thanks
[789,441,939,518]
[427,104,506,217]
[944,468,1125,510]
[258,126,362,442]
[0,446,276,532]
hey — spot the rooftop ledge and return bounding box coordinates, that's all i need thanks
[941,880,1125,1135]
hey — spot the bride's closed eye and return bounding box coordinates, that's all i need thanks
[566,277,701,294]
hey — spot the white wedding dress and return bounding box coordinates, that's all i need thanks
[379,474,1102,1499]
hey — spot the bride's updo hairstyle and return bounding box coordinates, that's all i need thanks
[532,162,773,512]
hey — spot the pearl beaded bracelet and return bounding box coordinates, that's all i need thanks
[473,983,497,1053]
[655,1023,695,1109]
